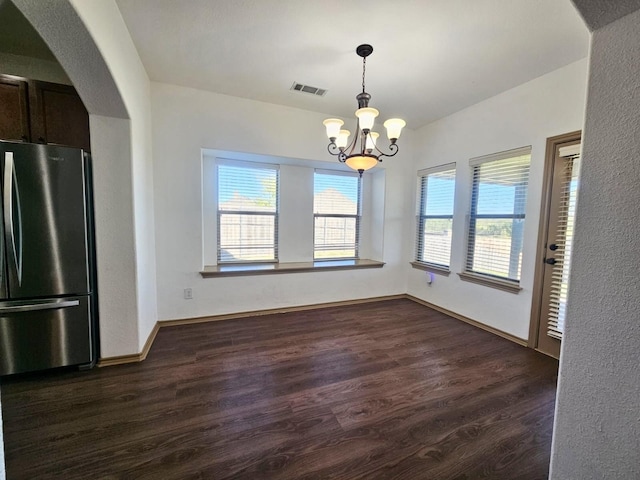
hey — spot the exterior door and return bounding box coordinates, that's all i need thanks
[531,133,581,358]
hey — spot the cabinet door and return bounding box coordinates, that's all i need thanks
[29,80,90,151]
[0,75,30,142]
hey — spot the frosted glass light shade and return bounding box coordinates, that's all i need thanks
[365,131,379,151]
[345,155,378,172]
[383,118,406,140]
[336,129,351,149]
[323,118,344,139]
[355,108,379,130]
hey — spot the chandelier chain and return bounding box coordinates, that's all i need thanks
[362,57,366,93]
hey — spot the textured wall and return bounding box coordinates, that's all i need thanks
[550,8,640,479]
[68,0,159,353]
[11,0,127,119]
[0,52,71,84]
[571,0,640,30]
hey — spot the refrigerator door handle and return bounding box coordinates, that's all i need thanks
[0,154,4,296]
[4,152,22,285]
[0,299,80,314]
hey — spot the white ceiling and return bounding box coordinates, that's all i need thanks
[115,0,589,129]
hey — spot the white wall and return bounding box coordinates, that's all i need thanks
[550,7,640,478]
[67,0,159,354]
[407,59,588,339]
[152,82,414,321]
[88,114,140,354]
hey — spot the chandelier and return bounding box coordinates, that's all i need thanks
[323,44,406,176]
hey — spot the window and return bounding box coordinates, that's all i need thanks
[217,161,278,263]
[203,152,385,275]
[465,147,531,283]
[314,170,361,260]
[415,164,456,269]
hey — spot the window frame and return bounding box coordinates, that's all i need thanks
[414,163,456,272]
[216,159,279,264]
[462,146,531,290]
[313,169,362,261]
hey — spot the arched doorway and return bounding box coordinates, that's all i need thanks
[10,0,144,358]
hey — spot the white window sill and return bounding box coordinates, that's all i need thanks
[457,271,522,294]
[200,259,385,278]
[410,261,451,276]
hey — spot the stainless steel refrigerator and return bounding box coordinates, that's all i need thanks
[0,141,98,376]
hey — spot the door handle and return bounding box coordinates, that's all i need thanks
[0,299,80,314]
[545,258,557,265]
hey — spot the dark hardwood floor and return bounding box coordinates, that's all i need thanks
[0,298,558,479]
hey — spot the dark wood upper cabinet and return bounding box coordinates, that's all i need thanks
[0,75,30,142]
[0,75,90,152]
[29,80,90,152]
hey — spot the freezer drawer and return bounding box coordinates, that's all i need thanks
[0,295,93,376]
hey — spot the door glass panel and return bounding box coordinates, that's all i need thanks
[547,154,580,339]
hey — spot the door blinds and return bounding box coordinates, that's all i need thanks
[547,153,581,340]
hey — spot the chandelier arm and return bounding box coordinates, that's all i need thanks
[327,142,342,157]
[371,140,387,157]
[376,142,399,162]
[329,146,348,163]
[360,129,368,153]
[343,120,362,157]
[327,127,360,161]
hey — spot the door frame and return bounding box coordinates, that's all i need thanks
[528,130,581,353]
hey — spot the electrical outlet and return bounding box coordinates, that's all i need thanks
[184,288,193,300]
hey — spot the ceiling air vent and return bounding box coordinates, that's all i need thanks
[291,82,327,97]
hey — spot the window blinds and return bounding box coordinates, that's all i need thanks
[217,161,279,263]
[416,164,456,267]
[314,170,361,259]
[547,153,580,340]
[466,148,531,281]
